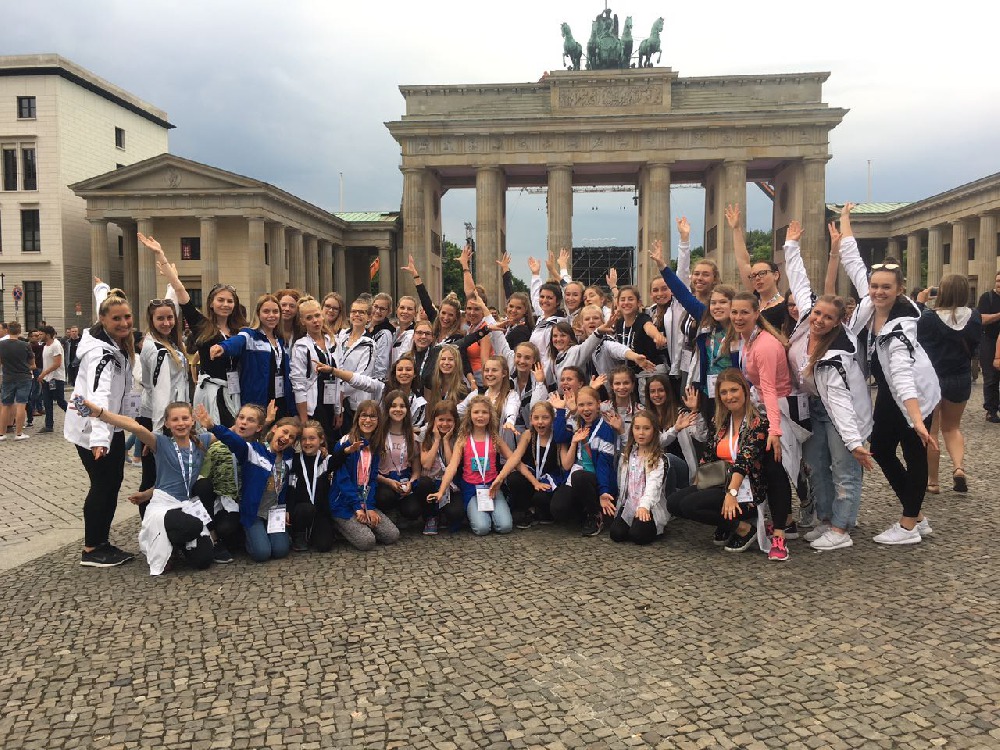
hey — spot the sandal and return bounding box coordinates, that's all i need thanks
[953,469,968,494]
[926,483,940,495]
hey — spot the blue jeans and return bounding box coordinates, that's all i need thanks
[460,480,513,536]
[42,380,67,429]
[804,398,863,531]
[244,518,291,562]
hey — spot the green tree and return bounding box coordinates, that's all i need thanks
[746,229,774,263]
[441,240,464,300]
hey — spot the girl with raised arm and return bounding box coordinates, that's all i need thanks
[784,219,874,551]
[614,284,667,398]
[838,203,941,545]
[527,255,567,373]
[139,233,247,427]
[210,294,293,419]
[728,204,787,327]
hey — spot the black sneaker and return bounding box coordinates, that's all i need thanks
[291,532,309,552]
[581,514,603,537]
[37,427,54,433]
[102,543,136,562]
[987,413,1000,424]
[514,511,534,530]
[713,525,731,546]
[724,526,757,553]
[80,546,130,568]
[783,522,799,540]
[212,542,233,564]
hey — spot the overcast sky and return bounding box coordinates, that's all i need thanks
[5,0,999,278]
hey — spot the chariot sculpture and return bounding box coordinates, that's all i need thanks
[560,7,663,71]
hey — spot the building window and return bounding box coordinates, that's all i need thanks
[17,96,36,119]
[264,242,270,266]
[23,281,42,330]
[22,147,36,191]
[21,209,41,251]
[943,243,951,265]
[2,148,16,191]
[115,127,125,149]
[189,288,202,309]
[116,163,125,169]
[118,235,124,258]
[968,237,976,261]
[180,237,201,260]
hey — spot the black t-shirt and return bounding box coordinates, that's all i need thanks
[615,312,658,368]
[978,290,1000,341]
[760,300,789,330]
[0,338,33,383]
[180,300,236,380]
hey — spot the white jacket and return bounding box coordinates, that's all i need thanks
[64,328,134,449]
[784,239,873,450]
[139,336,190,433]
[347,372,428,429]
[290,333,335,417]
[615,453,669,534]
[457,387,520,427]
[334,331,376,411]
[840,236,941,424]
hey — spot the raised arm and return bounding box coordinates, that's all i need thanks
[726,205,754,293]
[139,233,191,306]
[459,243,477,298]
[498,253,514,302]
[82,399,157,449]
[528,257,543,316]
[649,239,705,320]
[783,220,814,318]
[823,222,842,297]
[400,254,437,322]
[835,204,869,302]
[676,217,692,283]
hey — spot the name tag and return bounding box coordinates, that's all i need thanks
[267,505,286,534]
[475,485,494,513]
[181,498,212,526]
[274,376,284,399]
[796,393,809,420]
[706,374,718,398]
[124,392,142,418]
[323,381,338,405]
[226,370,241,394]
[736,476,753,504]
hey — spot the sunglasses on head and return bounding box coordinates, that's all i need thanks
[209,283,237,295]
[871,263,900,271]
[148,299,174,308]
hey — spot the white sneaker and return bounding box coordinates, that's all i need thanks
[0,435,6,441]
[14,434,29,441]
[916,517,933,536]
[810,529,854,550]
[803,523,831,542]
[873,522,921,545]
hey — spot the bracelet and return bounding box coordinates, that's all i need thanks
[98,408,105,418]
[413,276,421,282]
[463,268,472,274]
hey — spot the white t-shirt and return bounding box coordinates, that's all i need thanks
[42,340,66,382]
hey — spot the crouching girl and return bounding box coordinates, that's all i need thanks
[80,399,214,575]
[608,410,669,545]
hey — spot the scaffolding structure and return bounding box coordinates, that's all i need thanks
[571,246,635,288]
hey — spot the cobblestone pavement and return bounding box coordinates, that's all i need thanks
[1,395,998,749]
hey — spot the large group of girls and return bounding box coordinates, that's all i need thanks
[63,202,971,573]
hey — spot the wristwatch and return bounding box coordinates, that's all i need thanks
[727,488,738,498]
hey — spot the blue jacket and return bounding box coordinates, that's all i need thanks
[554,409,618,497]
[210,425,295,529]
[218,327,293,409]
[329,438,380,519]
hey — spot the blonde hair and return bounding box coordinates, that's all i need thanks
[426,344,468,414]
[456,394,502,451]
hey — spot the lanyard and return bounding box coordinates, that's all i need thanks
[171,438,194,494]
[534,437,551,479]
[357,448,372,509]
[304,453,321,505]
[738,329,759,374]
[577,418,604,463]
[271,455,286,494]
[231,453,241,496]
[269,337,283,369]
[468,435,491,484]
[709,329,726,367]
[313,336,331,367]
[619,321,635,350]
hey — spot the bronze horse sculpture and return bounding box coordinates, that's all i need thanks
[638,17,664,68]
[561,23,583,71]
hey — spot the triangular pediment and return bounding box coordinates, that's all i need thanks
[70,154,266,194]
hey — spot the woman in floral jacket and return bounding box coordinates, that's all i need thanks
[666,368,770,555]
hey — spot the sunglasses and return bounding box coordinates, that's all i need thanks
[148,299,174,307]
[871,263,900,271]
[209,284,237,295]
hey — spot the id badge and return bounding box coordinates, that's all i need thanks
[736,476,753,504]
[323,381,338,405]
[475,485,494,513]
[796,393,809,421]
[680,349,693,373]
[124,392,142,418]
[706,374,718,398]
[226,370,241,395]
[182,498,212,526]
[274,376,284,399]
[267,505,287,534]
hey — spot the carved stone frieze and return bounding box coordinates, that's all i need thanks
[557,85,662,109]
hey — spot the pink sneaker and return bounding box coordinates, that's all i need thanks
[767,535,789,562]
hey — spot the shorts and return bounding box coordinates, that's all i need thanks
[938,372,971,404]
[1,379,33,405]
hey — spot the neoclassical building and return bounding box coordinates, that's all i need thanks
[71,154,399,317]
[833,172,1000,299]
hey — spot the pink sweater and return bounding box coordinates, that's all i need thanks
[742,330,791,436]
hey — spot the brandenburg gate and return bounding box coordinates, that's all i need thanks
[386,66,846,304]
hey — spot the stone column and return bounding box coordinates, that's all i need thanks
[119,221,139,305]
[927,226,943,287]
[136,218,157,309]
[333,244,348,300]
[318,240,334,298]
[905,233,922,291]
[268,222,286,292]
[476,165,505,306]
[950,219,969,276]
[547,165,573,272]
[378,246,393,297]
[303,234,319,297]
[247,217,268,302]
[287,229,305,292]
[711,160,746,285]
[886,238,901,263]
[401,167,428,296]
[977,213,998,290]
[641,162,671,292]
[198,216,219,293]
[89,219,110,287]
[801,157,828,286]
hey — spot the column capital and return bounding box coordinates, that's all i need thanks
[646,160,674,169]
[400,166,425,175]
[802,155,833,164]
[722,158,749,167]
[197,215,217,222]
[547,163,574,171]
[88,217,109,226]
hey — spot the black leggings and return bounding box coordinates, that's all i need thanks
[506,473,554,520]
[288,501,336,552]
[376,476,433,520]
[666,485,749,530]
[608,512,657,545]
[77,431,126,548]
[191,477,244,551]
[163,508,213,570]
[551,470,599,524]
[762,447,792,530]
[870,382,931,518]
